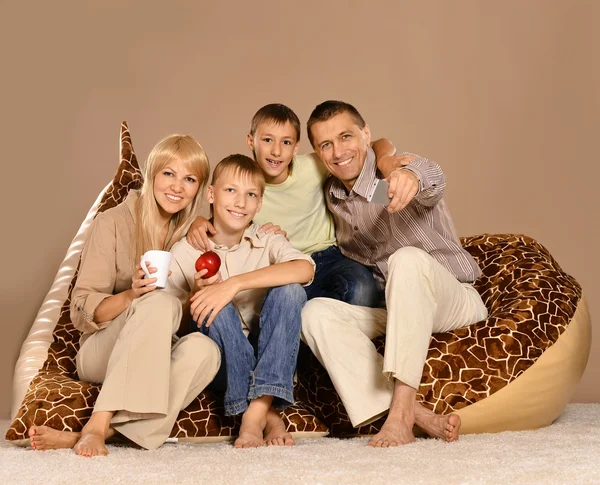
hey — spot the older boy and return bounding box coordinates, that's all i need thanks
[188,104,405,307]
[168,154,315,448]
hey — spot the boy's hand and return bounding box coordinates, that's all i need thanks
[190,279,239,327]
[377,153,415,178]
[192,269,222,293]
[258,222,288,240]
[386,168,419,213]
[187,216,217,251]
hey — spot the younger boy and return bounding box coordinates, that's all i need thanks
[168,154,315,448]
[188,104,404,308]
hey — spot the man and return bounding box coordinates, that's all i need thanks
[301,100,488,447]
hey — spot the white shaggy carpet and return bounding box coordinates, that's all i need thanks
[1,404,599,485]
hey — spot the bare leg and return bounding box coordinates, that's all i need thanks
[263,407,294,447]
[28,426,80,451]
[234,396,272,449]
[414,403,461,442]
[74,411,116,457]
[368,380,416,448]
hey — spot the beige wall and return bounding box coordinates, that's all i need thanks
[1,1,598,418]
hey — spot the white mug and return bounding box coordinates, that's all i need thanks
[140,250,172,289]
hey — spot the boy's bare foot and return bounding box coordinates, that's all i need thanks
[234,396,271,448]
[368,418,416,447]
[28,425,80,451]
[264,408,294,446]
[415,403,461,442]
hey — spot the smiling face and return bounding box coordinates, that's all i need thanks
[153,157,201,221]
[207,168,263,238]
[246,120,300,184]
[310,111,371,191]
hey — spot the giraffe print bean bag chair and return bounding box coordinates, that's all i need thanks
[294,235,591,436]
[6,123,591,445]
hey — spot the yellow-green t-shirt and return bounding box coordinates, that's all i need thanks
[253,153,336,255]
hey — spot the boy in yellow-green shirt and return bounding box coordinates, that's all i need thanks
[188,104,399,307]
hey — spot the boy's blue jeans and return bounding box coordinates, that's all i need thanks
[192,284,305,416]
[305,245,382,307]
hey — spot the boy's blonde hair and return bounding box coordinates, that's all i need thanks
[211,154,266,195]
[135,134,210,265]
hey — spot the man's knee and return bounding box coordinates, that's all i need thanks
[388,246,432,273]
[301,298,335,337]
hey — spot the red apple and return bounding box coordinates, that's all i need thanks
[195,251,221,279]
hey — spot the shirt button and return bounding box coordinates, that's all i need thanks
[353,226,359,231]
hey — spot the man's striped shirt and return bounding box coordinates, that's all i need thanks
[326,147,482,292]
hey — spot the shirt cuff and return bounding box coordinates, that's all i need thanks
[302,257,317,287]
[72,292,113,334]
[400,164,428,193]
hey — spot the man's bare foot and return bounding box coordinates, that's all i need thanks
[368,418,416,447]
[263,408,294,446]
[416,411,461,442]
[369,380,417,447]
[28,426,80,451]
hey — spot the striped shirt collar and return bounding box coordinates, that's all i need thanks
[329,147,379,200]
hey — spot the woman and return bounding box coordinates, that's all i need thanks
[28,135,220,456]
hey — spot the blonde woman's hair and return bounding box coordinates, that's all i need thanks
[134,134,210,265]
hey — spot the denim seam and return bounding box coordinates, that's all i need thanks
[223,398,249,416]
[247,384,294,407]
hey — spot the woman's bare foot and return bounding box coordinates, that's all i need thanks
[74,430,109,457]
[28,425,80,451]
[263,408,294,446]
[234,396,271,448]
[73,411,115,457]
[368,418,416,447]
[415,406,461,442]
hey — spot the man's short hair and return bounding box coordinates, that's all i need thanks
[211,153,266,196]
[307,100,366,147]
[249,104,301,142]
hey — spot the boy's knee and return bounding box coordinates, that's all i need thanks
[271,283,307,305]
[203,303,238,333]
[344,270,379,307]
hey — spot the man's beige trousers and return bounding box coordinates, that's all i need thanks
[76,291,220,449]
[301,247,488,427]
